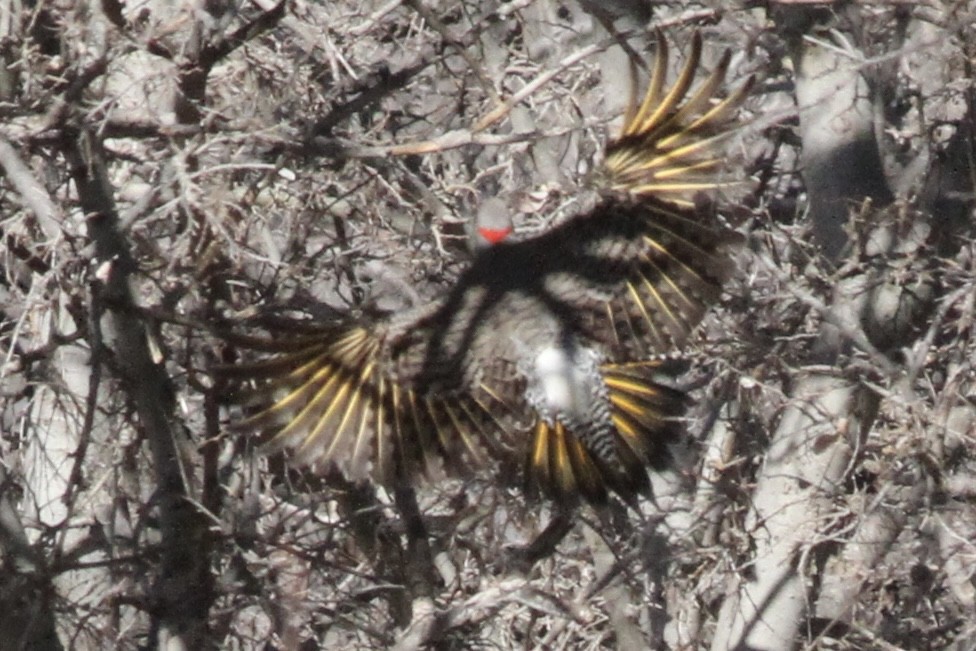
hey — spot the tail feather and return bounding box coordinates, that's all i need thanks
[603,361,686,470]
[603,31,752,207]
[524,360,686,502]
[527,420,610,503]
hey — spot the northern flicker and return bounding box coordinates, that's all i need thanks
[218,33,751,504]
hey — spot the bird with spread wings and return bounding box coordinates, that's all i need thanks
[217,32,752,504]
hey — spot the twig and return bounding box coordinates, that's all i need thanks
[403,0,501,103]
[0,136,62,240]
[307,123,594,159]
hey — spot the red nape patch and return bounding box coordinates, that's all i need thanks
[478,227,513,244]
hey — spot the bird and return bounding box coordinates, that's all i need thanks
[217,32,751,505]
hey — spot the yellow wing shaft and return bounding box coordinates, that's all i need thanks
[603,31,753,207]
[217,326,494,483]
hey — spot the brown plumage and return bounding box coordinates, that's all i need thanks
[217,32,751,504]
